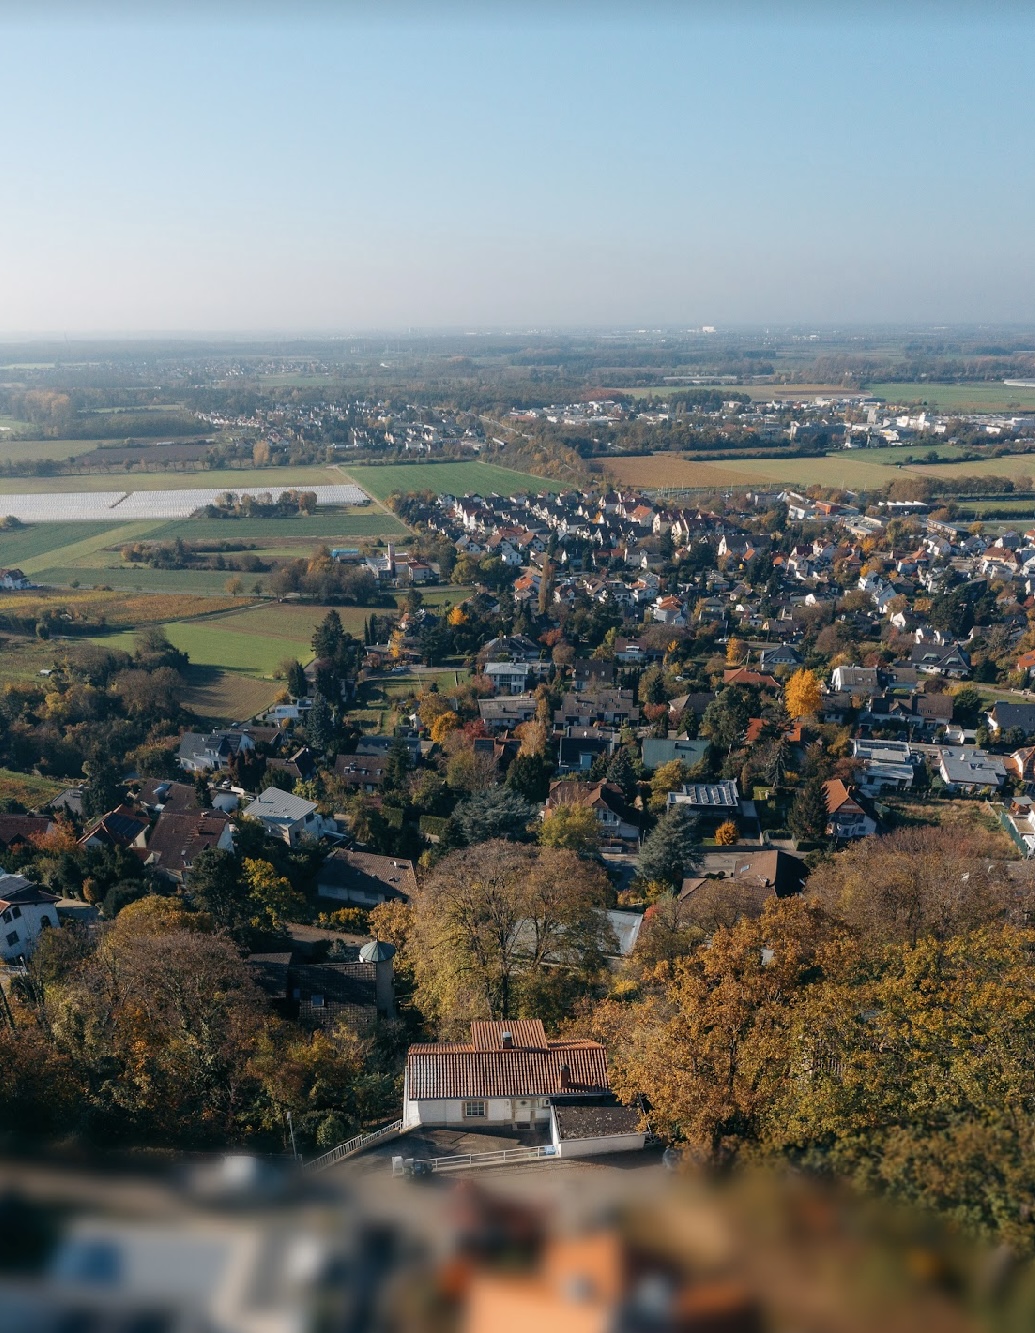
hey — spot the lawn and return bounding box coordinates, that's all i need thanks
[868,382,1035,412]
[341,460,561,502]
[0,464,349,495]
[0,766,65,810]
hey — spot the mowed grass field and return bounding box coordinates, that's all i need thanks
[0,520,134,567]
[88,601,392,720]
[6,508,408,592]
[868,382,1035,411]
[0,436,102,464]
[341,460,560,502]
[919,456,1035,482]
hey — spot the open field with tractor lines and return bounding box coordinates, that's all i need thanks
[341,459,561,501]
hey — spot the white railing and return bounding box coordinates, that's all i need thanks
[393,1144,556,1175]
[303,1119,404,1173]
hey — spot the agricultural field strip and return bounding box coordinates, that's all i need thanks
[0,483,369,522]
[18,521,166,575]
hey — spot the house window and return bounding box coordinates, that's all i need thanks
[5,931,18,947]
[10,906,21,920]
[463,1101,486,1119]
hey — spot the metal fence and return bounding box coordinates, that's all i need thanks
[302,1118,404,1173]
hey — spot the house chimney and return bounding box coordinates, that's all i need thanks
[501,1031,513,1049]
[559,1061,571,1089]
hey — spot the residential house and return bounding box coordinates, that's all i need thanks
[333,753,388,795]
[851,738,918,794]
[557,727,616,774]
[640,737,710,772]
[244,788,329,845]
[758,644,803,671]
[266,745,319,785]
[988,701,1035,739]
[249,941,396,1027]
[317,848,417,906]
[553,690,638,730]
[178,729,255,774]
[0,874,59,961]
[483,661,531,695]
[937,748,1007,793]
[79,805,150,852]
[0,815,54,852]
[651,595,686,626]
[478,694,539,732]
[402,1019,631,1146]
[823,780,878,840]
[144,810,235,885]
[0,568,31,590]
[545,779,638,842]
[908,642,971,678]
[722,667,779,690]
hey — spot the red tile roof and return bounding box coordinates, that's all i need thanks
[406,1023,611,1101]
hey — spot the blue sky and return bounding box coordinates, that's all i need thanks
[2,2,1033,332]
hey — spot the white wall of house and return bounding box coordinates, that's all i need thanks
[0,902,58,961]
[549,1123,646,1159]
[402,1091,552,1132]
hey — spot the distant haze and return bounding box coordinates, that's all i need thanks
[2,3,1033,333]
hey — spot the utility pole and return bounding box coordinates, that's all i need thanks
[286,1110,299,1162]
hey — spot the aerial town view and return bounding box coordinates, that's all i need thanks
[2,3,1035,1331]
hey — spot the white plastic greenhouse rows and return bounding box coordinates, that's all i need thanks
[0,484,369,523]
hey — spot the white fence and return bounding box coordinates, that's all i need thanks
[393,1144,557,1175]
[302,1119,404,1173]
[0,483,369,523]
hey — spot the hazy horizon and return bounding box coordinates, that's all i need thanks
[3,2,1033,334]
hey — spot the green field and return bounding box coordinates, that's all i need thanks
[17,521,168,576]
[0,520,134,568]
[0,464,349,495]
[341,460,560,502]
[868,382,1035,412]
[37,566,261,595]
[0,435,97,463]
[921,456,1035,482]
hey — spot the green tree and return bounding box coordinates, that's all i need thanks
[789,776,829,841]
[286,660,308,698]
[539,803,602,856]
[243,857,306,932]
[637,803,700,889]
[453,786,536,844]
[304,694,335,752]
[606,747,639,802]
[188,847,246,933]
[951,684,984,728]
[505,751,553,803]
[410,841,613,1031]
